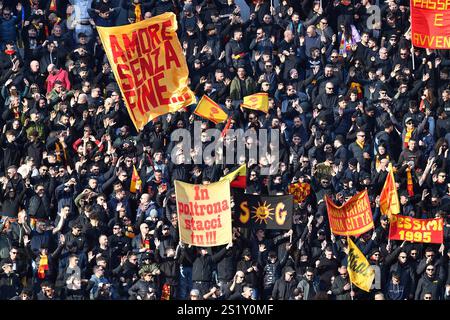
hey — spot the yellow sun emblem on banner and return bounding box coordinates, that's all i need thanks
[252,201,274,224]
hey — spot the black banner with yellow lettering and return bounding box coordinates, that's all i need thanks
[232,192,293,230]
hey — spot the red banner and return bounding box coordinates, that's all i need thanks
[389,215,444,244]
[325,190,374,236]
[411,0,450,49]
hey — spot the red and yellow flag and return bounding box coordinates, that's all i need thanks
[379,163,400,218]
[97,13,196,131]
[194,95,228,124]
[220,164,246,189]
[130,165,142,193]
[38,255,49,279]
[288,182,311,204]
[241,93,269,113]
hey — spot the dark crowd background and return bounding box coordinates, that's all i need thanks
[0,0,448,301]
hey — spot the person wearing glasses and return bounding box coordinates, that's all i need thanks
[224,270,246,299]
[0,8,18,50]
[330,265,353,300]
[296,267,320,300]
[6,246,28,281]
[0,259,21,299]
[89,265,116,300]
[385,245,416,300]
[416,247,445,278]
[249,28,273,63]
[415,263,445,300]
[271,267,298,300]
[348,129,371,172]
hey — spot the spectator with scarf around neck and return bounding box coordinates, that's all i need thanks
[24,234,65,289]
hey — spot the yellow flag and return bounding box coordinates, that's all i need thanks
[379,163,400,218]
[242,93,269,113]
[194,95,228,124]
[97,13,196,131]
[130,165,142,193]
[347,237,375,292]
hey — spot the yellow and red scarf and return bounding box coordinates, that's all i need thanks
[134,4,142,22]
[38,255,49,279]
[161,284,171,300]
[49,0,57,12]
[406,167,414,196]
[404,128,414,148]
[142,236,150,249]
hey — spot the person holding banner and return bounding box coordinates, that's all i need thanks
[185,242,233,296]
[383,243,417,300]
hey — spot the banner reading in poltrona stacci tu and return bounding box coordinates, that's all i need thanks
[175,180,232,247]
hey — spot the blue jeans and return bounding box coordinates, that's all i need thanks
[178,265,192,300]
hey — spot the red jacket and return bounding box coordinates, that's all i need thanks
[46,69,71,93]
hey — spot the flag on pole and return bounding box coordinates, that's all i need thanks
[379,163,400,218]
[241,93,269,113]
[347,237,375,292]
[220,164,246,189]
[193,95,228,124]
[130,165,142,193]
